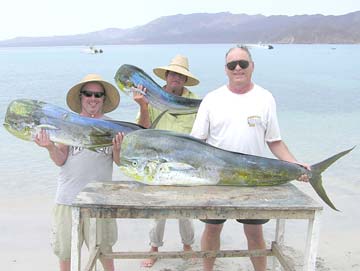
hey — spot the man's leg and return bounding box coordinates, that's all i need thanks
[52,205,75,271]
[83,218,117,271]
[59,259,70,271]
[100,258,115,271]
[141,219,166,267]
[244,224,266,271]
[179,218,195,249]
[201,223,224,271]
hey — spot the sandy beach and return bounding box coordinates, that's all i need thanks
[1,178,359,271]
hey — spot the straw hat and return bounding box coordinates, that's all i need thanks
[153,55,200,86]
[66,74,120,113]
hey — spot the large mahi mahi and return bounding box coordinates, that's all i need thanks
[3,99,144,149]
[119,129,355,211]
[114,64,202,115]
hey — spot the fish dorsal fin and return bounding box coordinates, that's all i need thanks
[151,110,168,129]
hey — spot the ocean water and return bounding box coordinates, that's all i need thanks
[0,44,359,201]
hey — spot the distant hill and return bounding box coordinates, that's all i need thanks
[1,11,360,47]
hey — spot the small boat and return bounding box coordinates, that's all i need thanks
[82,46,103,54]
[240,43,274,50]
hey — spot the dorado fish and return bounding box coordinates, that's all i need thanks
[119,129,355,211]
[3,99,144,149]
[114,64,202,115]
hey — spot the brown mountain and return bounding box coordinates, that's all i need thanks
[1,11,360,46]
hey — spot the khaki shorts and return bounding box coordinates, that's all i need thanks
[51,204,118,260]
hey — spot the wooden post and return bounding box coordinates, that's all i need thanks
[303,210,322,271]
[71,207,82,271]
[272,219,286,270]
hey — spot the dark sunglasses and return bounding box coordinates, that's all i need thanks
[226,60,250,70]
[80,90,105,98]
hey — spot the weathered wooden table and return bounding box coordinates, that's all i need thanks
[71,181,322,271]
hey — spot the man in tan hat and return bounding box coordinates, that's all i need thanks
[35,74,123,271]
[133,55,199,268]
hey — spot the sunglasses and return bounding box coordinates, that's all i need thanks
[226,60,250,70]
[80,90,105,98]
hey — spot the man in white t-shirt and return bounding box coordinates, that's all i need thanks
[191,46,310,271]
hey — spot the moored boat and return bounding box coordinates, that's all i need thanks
[241,43,274,50]
[82,46,103,54]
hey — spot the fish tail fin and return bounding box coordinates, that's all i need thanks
[309,146,355,211]
[309,174,339,211]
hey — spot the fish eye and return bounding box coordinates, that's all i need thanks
[126,80,134,88]
[132,161,138,167]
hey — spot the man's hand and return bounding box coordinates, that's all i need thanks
[133,84,148,108]
[295,162,311,182]
[34,129,54,150]
[112,132,124,166]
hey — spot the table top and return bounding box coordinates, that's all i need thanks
[72,181,322,219]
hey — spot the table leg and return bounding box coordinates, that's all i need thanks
[71,207,82,271]
[85,217,99,271]
[303,210,322,271]
[272,219,286,270]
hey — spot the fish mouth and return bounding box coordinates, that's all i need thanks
[119,157,159,183]
[3,122,32,141]
[119,164,144,182]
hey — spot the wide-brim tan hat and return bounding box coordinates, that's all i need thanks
[66,74,120,113]
[153,55,200,86]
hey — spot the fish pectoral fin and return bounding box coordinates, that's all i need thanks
[130,87,147,96]
[157,162,196,172]
[36,124,59,130]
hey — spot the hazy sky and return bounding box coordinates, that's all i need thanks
[1,0,360,40]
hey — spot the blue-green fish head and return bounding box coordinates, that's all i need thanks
[119,156,162,184]
[3,122,33,141]
[3,99,41,141]
[119,134,165,184]
[114,64,137,95]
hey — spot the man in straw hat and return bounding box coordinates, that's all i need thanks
[133,55,199,268]
[35,74,123,271]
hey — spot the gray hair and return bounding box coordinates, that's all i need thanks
[225,45,253,62]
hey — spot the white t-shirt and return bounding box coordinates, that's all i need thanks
[190,84,281,156]
[55,146,113,205]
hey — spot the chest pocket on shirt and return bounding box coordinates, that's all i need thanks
[247,115,263,127]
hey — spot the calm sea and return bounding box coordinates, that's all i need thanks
[0,44,359,200]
